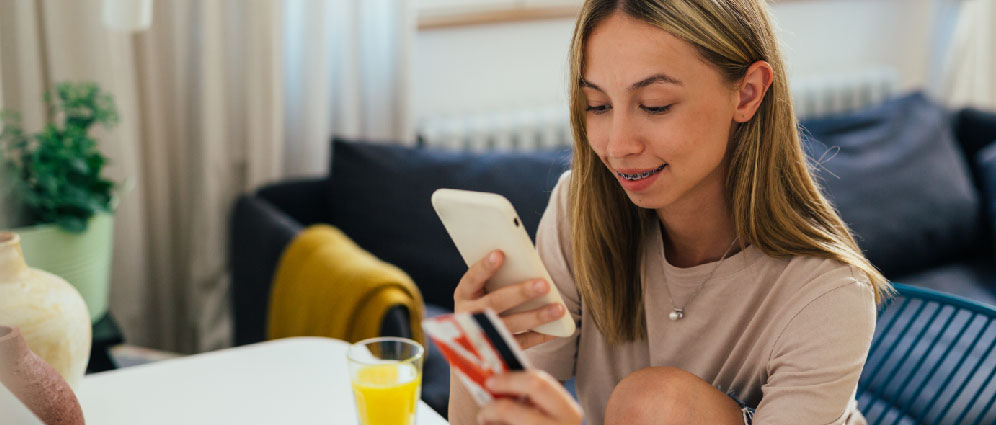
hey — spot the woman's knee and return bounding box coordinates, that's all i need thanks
[604,366,699,425]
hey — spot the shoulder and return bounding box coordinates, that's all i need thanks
[536,169,577,272]
[766,256,877,355]
[549,169,571,210]
[538,170,573,244]
[750,253,875,312]
[775,255,875,304]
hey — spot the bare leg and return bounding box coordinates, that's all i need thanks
[604,366,746,425]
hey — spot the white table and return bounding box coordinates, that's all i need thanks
[77,337,449,425]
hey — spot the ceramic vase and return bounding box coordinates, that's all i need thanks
[0,325,85,425]
[0,232,91,388]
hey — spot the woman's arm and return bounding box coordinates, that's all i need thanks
[447,250,565,425]
[753,277,877,424]
[448,369,482,425]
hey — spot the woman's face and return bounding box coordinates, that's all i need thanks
[583,12,740,213]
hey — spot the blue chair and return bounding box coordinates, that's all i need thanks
[857,283,996,425]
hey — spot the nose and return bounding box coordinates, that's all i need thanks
[605,111,644,158]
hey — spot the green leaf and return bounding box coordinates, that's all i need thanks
[68,157,89,175]
[86,154,106,173]
[37,173,58,193]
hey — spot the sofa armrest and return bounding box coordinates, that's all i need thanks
[229,194,303,346]
[229,188,418,346]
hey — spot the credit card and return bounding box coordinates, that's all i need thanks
[422,309,530,405]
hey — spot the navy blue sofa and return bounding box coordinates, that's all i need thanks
[229,91,996,419]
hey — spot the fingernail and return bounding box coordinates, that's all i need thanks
[489,252,499,265]
[532,280,548,294]
[546,304,563,319]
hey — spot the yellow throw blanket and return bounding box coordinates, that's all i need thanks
[267,224,425,346]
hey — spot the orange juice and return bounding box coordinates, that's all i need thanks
[351,362,422,425]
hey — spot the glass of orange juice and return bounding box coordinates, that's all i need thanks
[347,337,425,425]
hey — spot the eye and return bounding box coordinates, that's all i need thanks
[641,104,673,115]
[586,105,611,115]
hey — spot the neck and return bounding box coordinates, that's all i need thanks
[0,233,27,282]
[656,185,738,269]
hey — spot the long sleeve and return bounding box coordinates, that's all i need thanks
[525,171,582,381]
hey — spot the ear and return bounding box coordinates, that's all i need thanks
[733,60,774,123]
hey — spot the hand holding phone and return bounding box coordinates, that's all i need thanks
[432,189,575,341]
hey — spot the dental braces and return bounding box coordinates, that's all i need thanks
[618,164,666,180]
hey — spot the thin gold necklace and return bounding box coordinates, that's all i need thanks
[658,233,739,321]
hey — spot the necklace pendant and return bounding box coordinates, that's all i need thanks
[669,309,684,321]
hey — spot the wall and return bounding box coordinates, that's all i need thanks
[413,17,576,122]
[772,0,934,89]
[412,0,938,124]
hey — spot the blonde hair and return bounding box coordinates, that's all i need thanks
[567,0,894,344]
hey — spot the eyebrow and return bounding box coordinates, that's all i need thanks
[581,73,683,92]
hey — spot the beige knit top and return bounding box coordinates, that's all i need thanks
[525,172,876,425]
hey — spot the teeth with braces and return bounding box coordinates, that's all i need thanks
[618,164,666,181]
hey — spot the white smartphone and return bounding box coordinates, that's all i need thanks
[431,188,575,337]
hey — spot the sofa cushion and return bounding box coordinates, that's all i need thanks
[979,142,996,250]
[327,139,571,310]
[800,92,981,279]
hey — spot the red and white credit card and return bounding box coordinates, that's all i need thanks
[422,309,531,405]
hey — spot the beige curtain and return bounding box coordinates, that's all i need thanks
[928,0,996,108]
[283,0,415,176]
[0,0,412,353]
[128,0,287,352]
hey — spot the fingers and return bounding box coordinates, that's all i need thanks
[481,278,550,314]
[477,398,557,425]
[501,303,565,334]
[514,331,558,350]
[454,251,567,343]
[484,371,582,423]
[455,250,503,304]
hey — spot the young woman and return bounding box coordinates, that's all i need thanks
[449,1,893,424]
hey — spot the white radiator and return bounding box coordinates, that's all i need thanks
[417,106,572,152]
[791,68,900,119]
[416,68,899,152]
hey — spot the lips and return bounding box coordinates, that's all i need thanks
[616,164,667,181]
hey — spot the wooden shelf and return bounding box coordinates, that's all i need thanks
[417,5,579,30]
[415,1,804,31]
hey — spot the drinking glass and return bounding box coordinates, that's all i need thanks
[347,337,425,425]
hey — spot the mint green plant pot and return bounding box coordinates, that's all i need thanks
[13,213,114,324]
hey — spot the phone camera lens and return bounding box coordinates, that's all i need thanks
[513,218,520,227]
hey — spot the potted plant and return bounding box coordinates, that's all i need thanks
[0,82,120,324]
